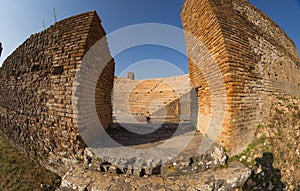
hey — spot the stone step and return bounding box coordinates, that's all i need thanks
[58,162,251,191]
[81,131,229,177]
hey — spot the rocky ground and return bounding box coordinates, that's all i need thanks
[58,96,300,191]
[1,95,300,190]
[231,95,300,191]
[58,162,250,191]
[57,124,251,191]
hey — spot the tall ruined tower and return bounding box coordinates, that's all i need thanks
[181,0,300,154]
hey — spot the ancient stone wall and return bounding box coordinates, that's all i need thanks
[112,74,193,123]
[1,0,299,174]
[0,11,115,174]
[181,0,300,154]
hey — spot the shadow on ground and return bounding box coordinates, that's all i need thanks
[106,122,196,147]
[243,152,286,191]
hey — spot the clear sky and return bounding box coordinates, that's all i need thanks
[0,0,299,79]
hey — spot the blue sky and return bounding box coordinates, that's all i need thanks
[0,0,299,79]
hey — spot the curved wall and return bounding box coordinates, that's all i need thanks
[0,11,115,174]
[181,0,300,154]
[112,75,193,123]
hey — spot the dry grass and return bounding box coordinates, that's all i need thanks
[0,132,61,191]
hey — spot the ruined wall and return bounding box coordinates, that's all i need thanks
[1,0,299,173]
[0,11,115,174]
[112,75,193,123]
[181,0,300,154]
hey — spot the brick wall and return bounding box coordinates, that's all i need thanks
[1,0,299,171]
[181,0,300,154]
[0,11,115,174]
[112,75,193,123]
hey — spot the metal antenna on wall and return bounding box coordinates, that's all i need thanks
[53,8,57,23]
[0,42,3,58]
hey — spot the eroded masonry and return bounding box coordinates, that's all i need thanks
[0,0,299,176]
[0,11,115,174]
[181,0,300,153]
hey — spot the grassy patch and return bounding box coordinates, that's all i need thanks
[229,136,268,167]
[0,132,61,191]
